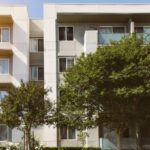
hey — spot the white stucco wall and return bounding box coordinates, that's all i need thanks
[43,4,58,146]
[0,5,29,143]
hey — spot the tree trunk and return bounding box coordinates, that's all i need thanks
[136,124,142,150]
[116,128,122,150]
[24,128,31,150]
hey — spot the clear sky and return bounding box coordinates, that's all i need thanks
[1,0,150,19]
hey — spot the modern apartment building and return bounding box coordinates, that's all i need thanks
[0,3,150,150]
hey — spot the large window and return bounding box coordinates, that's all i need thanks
[59,27,73,41]
[60,126,76,139]
[0,59,9,74]
[30,38,44,52]
[59,57,75,72]
[30,66,44,81]
[0,28,10,42]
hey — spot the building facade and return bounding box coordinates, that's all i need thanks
[0,3,150,149]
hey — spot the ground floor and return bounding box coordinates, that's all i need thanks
[0,125,150,150]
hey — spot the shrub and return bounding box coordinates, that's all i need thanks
[0,147,6,150]
[43,147,101,150]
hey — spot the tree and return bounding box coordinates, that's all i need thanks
[58,35,150,150]
[0,81,55,150]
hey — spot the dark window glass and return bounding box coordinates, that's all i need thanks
[113,27,125,33]
[68,127,75,139]
[59,27,65,40]
[99,125,103,138]
[122,128,130,138]
[67,27,73,40]
[38,39,44,52]
[0,125,8,141]
[38,67,44,80]
[135,27,144,33]
[59,58,66,72]
[61,126,67,139]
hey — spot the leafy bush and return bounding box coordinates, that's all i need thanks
[0,147,6,150]
[43,147,101,150]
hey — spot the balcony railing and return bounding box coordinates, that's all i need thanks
[100,137,150,150]
[136,33,150,44]
[98,33,128,45]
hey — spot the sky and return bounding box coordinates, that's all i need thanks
[1,0,150,19]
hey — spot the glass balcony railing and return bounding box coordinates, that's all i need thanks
[136,33,150,44]
[98,33,128,45]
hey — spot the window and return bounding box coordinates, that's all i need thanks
[30,38,44,52]
[60,126,76,139]
[30,66,44,81]
[0,91,8,101]
[99,27,125,34]
[0,124,11,141]
[59,27,73,41]
[59,57,75,72]
[135,27,144,33]
[0,28,10,42]
[0,59,9,74]
[113,27,125,33]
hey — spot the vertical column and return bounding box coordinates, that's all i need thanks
[129,19,135,34]
[84,30,98,54]
[12,6,29,142]
[12,7,29,86]
[44,4,57,146]
[84,31,99,147]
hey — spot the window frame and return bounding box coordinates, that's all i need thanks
[0,27,10,43]
[30,66,44,81]
[0,58,9,75]
[30,38,44,53]
[58,57,75,73]
[58,26,74,41]
[60,126,76,140]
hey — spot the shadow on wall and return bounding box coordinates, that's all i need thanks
[11,21,29,86]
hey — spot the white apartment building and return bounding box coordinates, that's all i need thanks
[1,3,150,150]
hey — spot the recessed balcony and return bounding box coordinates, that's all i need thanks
[0,42,12,55]
[0,16,13,24]
[0,74,12,85]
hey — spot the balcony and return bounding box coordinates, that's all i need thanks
[0,42,12,55]
[0,74,12,87]
[98,33,128,45]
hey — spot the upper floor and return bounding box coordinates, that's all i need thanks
[2,4,150,85]
[46,4,150,55]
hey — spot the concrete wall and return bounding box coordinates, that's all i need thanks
[38,4,58,146]
[0,5,29,143]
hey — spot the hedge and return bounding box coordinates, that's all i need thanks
[43,147,101,150]
[0,147,6,150]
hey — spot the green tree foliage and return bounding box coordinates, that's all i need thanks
[0,81,55,150]
[58,35,150,150]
